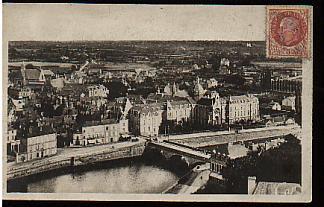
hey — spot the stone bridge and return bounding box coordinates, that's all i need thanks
[147,141,211,166]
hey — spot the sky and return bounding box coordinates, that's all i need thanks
[4,4,266,41]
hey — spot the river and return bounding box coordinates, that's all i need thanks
[7,153,189,193]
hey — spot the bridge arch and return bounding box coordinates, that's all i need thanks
[168,155,190,168]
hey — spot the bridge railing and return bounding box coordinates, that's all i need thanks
[162,140,206,153]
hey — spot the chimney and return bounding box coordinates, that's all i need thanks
[21,62,27,86]
[248,176,257,194]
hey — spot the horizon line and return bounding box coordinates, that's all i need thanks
[9,40,266,42]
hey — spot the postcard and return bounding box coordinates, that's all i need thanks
[2,4,312,202]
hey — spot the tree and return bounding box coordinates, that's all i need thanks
[103,81,128,100]
[222,136,301,193]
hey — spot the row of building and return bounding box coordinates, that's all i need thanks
[7,63,261,162]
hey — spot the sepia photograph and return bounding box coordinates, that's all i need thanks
[2,4,312,202]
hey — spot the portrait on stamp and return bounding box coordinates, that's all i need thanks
[267,7,310,58]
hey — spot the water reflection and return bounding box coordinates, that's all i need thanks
[8,157,184,194]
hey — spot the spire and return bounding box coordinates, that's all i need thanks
[172,82,177,95]
[21,61,26,86]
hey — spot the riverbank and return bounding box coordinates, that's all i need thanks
[7,125,300,182]
[7,140,146,181]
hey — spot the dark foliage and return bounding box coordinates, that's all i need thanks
[222,137,301,194]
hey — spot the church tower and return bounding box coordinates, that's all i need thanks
[193,76,206,101]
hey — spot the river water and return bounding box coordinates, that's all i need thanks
[8,154,189,193]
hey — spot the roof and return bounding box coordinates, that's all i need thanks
[126,94,146,104]
[269,102,280,106]
[253,182,301,195]
[83,119,118,127]
[227,143,249,159]
[60,83,88,97]
[169,99,192,106]
[222,94,258,103]
[194,82,205,94]
[17,125,55,139]
[146,93,175,103]
[50,67,72,75]
[42,69,55,76]
[131,103,164,114]
[186,97,196,105]
[8,69,23,80]
[283,96,296,102]
[174,89,189,98]
[25,68,41,80]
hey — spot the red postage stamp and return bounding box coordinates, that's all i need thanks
[267,7,311,58]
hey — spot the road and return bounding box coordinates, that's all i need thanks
[151,142,210,159]
[164,164,211,194]
[7,139,146,172]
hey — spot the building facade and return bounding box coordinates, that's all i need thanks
[87,84,109,98]
[7,128,20,155]
[128,103,164,137]
[72,119,127,146]
[19,133,57,162]
[282,96,296,111]
[195,91,225,127]
[164,99,195,124]
[195,91,260,127]
[226,94,260,124]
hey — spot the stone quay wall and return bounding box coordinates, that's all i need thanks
[7,143,146,181]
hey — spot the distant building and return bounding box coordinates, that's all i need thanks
[206,78,218,89]
[11,98,25,112]
[50,78,66,90]
[163,82,189,98]
[271,78,302,94]
[219,58,231,75]
[87,84,109,98]
[219,66,231,75]
[7,128,20,155]
[20,63,47,86]
[195,91,260,127]
[282,96,296,111]
[72,119,128,146]
[268,101,282,111]
[192,64,200,70]
[112,97,133,120]
[226,94,260,124]
[193,77,207,101]
[18,87,33,99]
[195,91,224,127]
[164,99,195,125]
[210,152,229,174]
